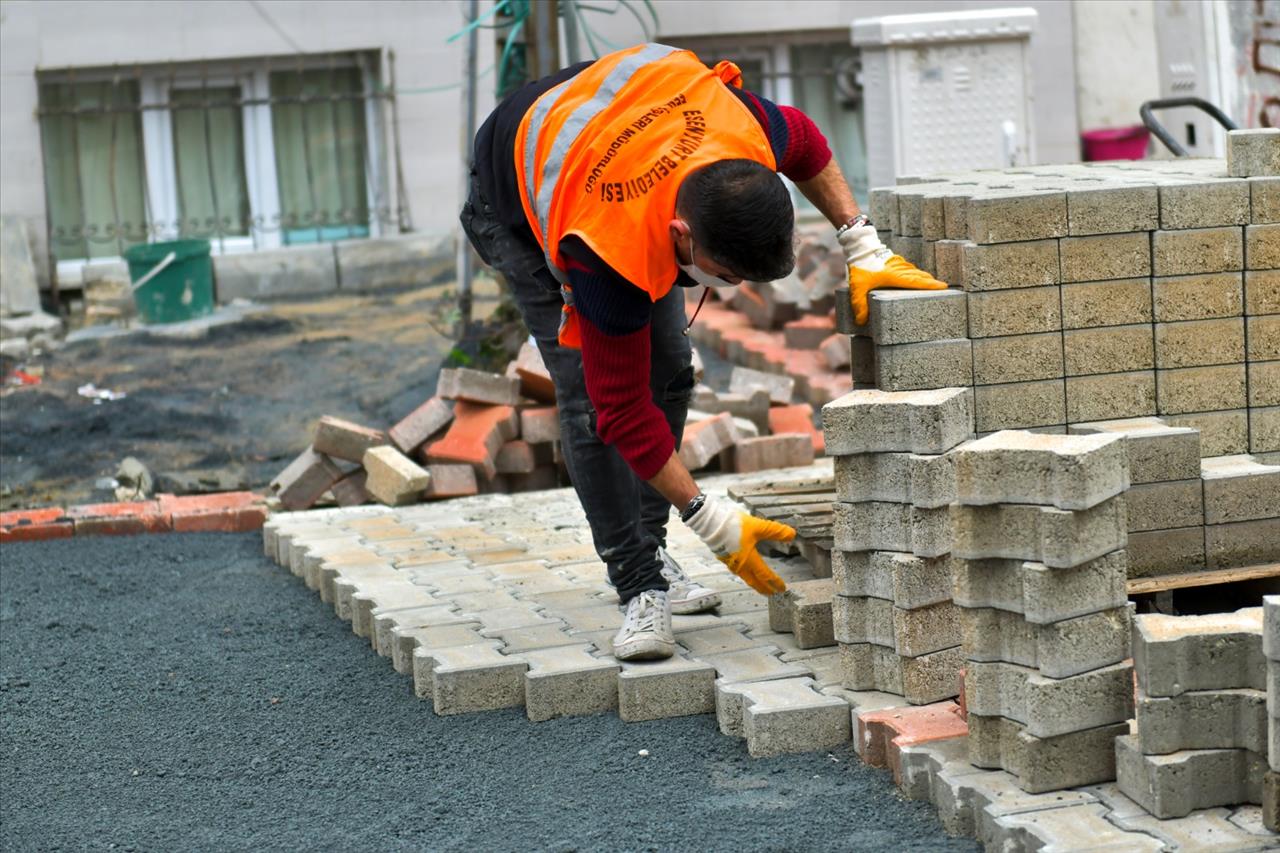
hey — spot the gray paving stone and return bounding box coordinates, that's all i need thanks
[832,501,953,558]
[1266,596,1280,662]
[737,677,852,757]
[1113,806,1280,853]
[480,623,580,654]
[1135,687,1268,755]
[1133,608,1265,697]
[951,496,1127,568]
[522,645,620,722]
[1201,455,1280,524]
[1115,735,1266,819]
[330,570,401,621]
[991,802,1164,852]
[316,557,397,605]
[822,387,974,456]
[617,655,716,722]
[426,642,528,715]
[839,642,963,705]
[673,624,764,656]
[769,579,835,649]
[961,604,1131,679]
[832,449,958,509]
[832,550,954,610]
[469,605,562,634]
[953,430,1128,510]
[353,585,444,638]
[967,713,1128,793]
[1069,416,1202,485]
[392,623,484,676]
[966,660,1135,739]
[895,735,975,801]
[951,550,1128,625]
[931,763,1097,840]
[373,605,471,657]
[701,645,812,685]
[866,288,968,346]
[1124,479,1205,532]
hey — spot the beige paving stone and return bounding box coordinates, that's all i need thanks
[393,623,485,676]
[426,642,528,715]
[701,645,812,685]
[1152,271,1244,322]
[1166,410,1250,457]
[617,655,717,722]
[522,645,620,722]
[1061,278,1153,329]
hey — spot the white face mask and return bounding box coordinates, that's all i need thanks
[678,238,738,289]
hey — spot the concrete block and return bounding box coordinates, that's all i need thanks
[866,288,967,345]
[1255,177,1280,223]
[832,550,953,610]
[967,191,1067,244]
[436,367,521,406]
[700,645,812,685]
[961,604,1132,679]
[389,397,454,455]
[211,243,338,301]
[522,645,619,722]
[1155,317,1245,369]
[729,366,794,405]
[1160,179,1252,229]
[1267,770,1279,834]
[972,333,1064,384]
[968,714,1129,793]
[737,677,852,757]
[396,623,485,676]
[1206,518,1280,568]
[832,501,952,558]
[955,239,1061,291]
[1061,278,1153,330]
[1247,269,1280,314]
[868,187,900,232]
[268,448,344,511]
[873,338,973,391]
[1153,226,1244,276]
[1064,371,1157,424]
[952,496,1127,568]
[1060,232,1151,283]
[1158,363,1247,415]
[821,387,973,456]
[953,429,1128,510]
[1251,314,1280,361]
[1125,479,1204,532]
[974,380,1067,432]
[617,655,716,722]
[679,411,740,471]
[1228,129,1280,177]
[1252,362,1280,408]
[1067,184,1159,235]
[1253,407,1280,455]
[930,758,1097,840]
[422,464,479,499]
[726,434,815,473]
[427,643,528,715]
[839,642,963,705]
[1126,526,1206,579]
[1136,688,1268,755]
[1068,417,1201,484]
[1267,596,1280,663]
[967,287,1061,338]
[1167,409,1249,457]
[1115,736,1265,819]
[1063,325,1153,376]
[991,803,1165,853]
[834,449,957,509]
[771,579,835,649]
[362,446,430,506]
[335,233,453,291]
[965,659,1134,738]
[313,415,387,463]
[1152,272,1244,323]
[951,550,1128,625]
[894,735,973,802]
[1133,608,1265,697]
[1201,455,1280,524]
[834,595,959,657]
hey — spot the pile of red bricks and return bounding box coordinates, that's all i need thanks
[0,491,268,542]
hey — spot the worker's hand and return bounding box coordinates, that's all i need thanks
[683,495,795,595]
[839,224,949,325]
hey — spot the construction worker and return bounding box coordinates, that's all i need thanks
[461,43,947,662]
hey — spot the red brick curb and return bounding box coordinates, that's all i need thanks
[857,701,969,787]
[0,491,269,543]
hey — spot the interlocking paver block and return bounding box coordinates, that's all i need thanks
[931,762,1098,841]
[1061,277,1152,329]
[951,550,1127,625]
[424,401,519,480]
[866,288,967,345]
[821,387,973,456]
[1136,688,1268,755]
[679,411,741,471]
[1124,479,1205,532]
[1115,735,1266,819]
[966,190,1067,244]
[839,642,963,705]
[953,430,1128,510]
[1153,271,1244,322]
[973,332,1065,384]
[617,655,716,722]
[436,367,521,405]
[735,677,852,757]
[1112,803,1280,852]
[1066,184,1159,235]
[960,604,1131,679]
[1201,455,1280,525]
[480,623,581,654]
[426,642,528,715]
[522,645,620,722]
[393,623,484,676]
[952,497,1126,568]
[833,449,957,508]
[967,713,1128,793]
[313,415,387,463]
[362,446,431,506]
[353,584,444,638]
[832,501,952,558]
[1228,129,1280,177]
[964,659,1135,739]
[834,595,959,657]
[991,803,1164,852]
[1133,608,1265,697]
[832,550,953,610]
[1160,179,1252,229]
[388,396,454,454]
[873,338,974,391]
[701,645,812,686]
[1153,226,1243,276]
[728,366,794,405]
[269,447,345,511]
[1266,596,1279,662]
[675,624,765,656]
[372,604,471,655]
[856,700,967,771]
[769,579,835,649]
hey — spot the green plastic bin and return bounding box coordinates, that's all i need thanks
[124,239,214,324]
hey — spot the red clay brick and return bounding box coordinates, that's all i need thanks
[519,406,560,444]
[388,397,454,454]
[767,404,824,452]
[512,342,556,403]
[158,491,260,515]
[423,464,479,499]
[270,448,344,511]
[857,701,968,778]
[496,440,536,475]
[330,470,370,507]
[437,367,521,406]
[68,501,171,536]
[312,416,387,462]
[679,412,740,471]
[0,518,74,542]
[725,434,815,473]
[1,508,70,527]
[424,402,518,480]
[171,506,268,533]
[784,313,837,349]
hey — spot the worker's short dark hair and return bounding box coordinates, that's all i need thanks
[676,159,795,283]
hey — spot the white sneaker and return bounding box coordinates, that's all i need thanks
[658,547,721,615]
[612,589,675,661]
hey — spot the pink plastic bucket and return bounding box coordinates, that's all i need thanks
[1081,125,1150,161]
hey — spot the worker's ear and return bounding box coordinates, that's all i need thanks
[669,218,689,243]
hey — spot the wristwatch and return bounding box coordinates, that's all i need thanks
[680,493,707,523]
[835,213,872,236]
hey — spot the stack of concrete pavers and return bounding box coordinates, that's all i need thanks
[822,386,972,704]
[950,429,1135,793]
[1118,607,1268,818]
[1266,595,1279,833]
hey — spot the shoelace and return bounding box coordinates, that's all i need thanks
[626,591,661,633]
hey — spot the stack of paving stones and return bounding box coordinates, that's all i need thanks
[950,429,1135,793]
[822,386,972,704]
[1118,607,1268,819]
[1267,595,1279,833]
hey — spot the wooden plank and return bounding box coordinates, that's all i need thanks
[1127,563,1280,595]
[729,478,834,500]
[739,492,837,509]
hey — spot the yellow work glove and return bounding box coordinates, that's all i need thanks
[839,224,949,325]
[683,494,795,595]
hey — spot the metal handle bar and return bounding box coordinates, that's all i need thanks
[1139,98,1238,157]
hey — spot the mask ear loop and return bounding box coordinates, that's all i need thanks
[682,286,711,337]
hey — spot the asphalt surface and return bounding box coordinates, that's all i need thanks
[1,532,977,852]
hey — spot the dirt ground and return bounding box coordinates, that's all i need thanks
[0,279,505,511]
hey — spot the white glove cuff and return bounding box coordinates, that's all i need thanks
[837,224,891,269]
[682,494,740,557]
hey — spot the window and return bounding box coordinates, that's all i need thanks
[37,52,390,278]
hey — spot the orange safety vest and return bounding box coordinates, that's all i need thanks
[514,43,777,347]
